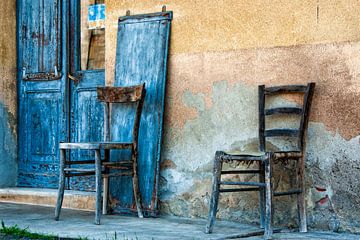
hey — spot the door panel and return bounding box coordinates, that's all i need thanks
[18,0,67,188]
[69,71,104,191]
[111,12,172,216]
[21,0,61,78]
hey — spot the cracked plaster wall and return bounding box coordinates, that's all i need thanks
[0,0,17,187]
[104,0,360,233]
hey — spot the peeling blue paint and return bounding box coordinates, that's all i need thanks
[0,102,17,187]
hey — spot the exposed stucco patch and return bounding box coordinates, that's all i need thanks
[164,41,360,139]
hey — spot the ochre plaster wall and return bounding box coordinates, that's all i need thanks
[105,0,360,233]
[0,0,17,187]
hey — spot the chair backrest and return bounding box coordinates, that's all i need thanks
[97,83,146,145]
[258,83,315,153]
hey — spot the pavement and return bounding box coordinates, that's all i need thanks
[0,202,359,240]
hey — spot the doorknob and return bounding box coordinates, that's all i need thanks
[68,73,81,84]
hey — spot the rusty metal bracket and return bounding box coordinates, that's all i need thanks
[22,66,62,81]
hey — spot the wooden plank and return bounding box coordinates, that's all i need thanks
[111,11,172,215]
[265,107,302,115]
[264,85,307,95]
[265,129,299,137]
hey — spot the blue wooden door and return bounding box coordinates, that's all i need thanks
[18,0,68,188]
[110,12,172,216]
[68,0,105,191]
[18,0,105,189]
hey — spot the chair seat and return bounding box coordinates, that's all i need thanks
[219,150,302,163]
[59,142,133,150]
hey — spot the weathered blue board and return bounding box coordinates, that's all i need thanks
[111,12,172,216]
[17,0,68,188]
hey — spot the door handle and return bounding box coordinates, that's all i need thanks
[68,73,81,84]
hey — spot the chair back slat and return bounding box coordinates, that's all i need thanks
[264,85,307,95]
[265,107,302,115]
[259,83,315,152]
[97,83,145,103]
[265,129,299,138]
[97,83,146,146]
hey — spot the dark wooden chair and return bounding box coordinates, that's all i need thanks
[205,83,315,239]
[55,83,146,224]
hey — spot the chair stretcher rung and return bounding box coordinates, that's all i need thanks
[66,160,96,165]
[220,181,266,187]
[274,189,302,196]
[221,170,261,174]
[102,161,132,166]
[64,168,95,172]
[220,187,260,192]
[102,172,132,178]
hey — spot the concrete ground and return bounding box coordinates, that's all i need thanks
[0,203,359,240]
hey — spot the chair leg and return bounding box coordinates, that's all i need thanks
[205,151,223,234]
[132,152,144,218]
[264,153,273,240]
[259,162,266,229]
[297,155,307,232]
[95,149,102,225]
[102,149,110,215]
[55,149,66,221]
[102,177,109,215]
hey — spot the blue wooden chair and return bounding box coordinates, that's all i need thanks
[55,83,146,224]
[205,83,315,239]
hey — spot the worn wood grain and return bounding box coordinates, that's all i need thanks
[97,84,145,103]
[111,11,172,216]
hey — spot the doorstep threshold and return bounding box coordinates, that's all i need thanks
[0,187,95,211]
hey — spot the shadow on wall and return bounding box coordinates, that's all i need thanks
[0,102,17,187]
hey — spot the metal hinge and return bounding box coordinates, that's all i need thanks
[68,73,81,85]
